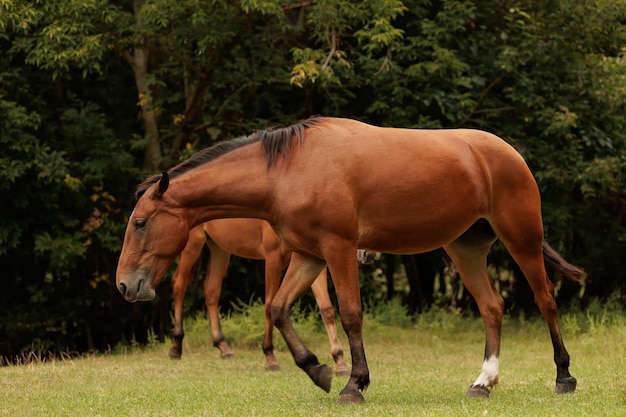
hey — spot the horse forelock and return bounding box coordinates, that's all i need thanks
[134,117,322,199]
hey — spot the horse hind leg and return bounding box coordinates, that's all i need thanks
[493,212,576,394]
[323,244,371,405]
[505,240,576,393]
[444,222,503,398]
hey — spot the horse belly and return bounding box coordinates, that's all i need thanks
[357,187,486,254]
[358,214,481,254]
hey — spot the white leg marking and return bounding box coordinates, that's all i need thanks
[472,355,500,388]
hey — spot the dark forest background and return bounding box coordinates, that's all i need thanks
[2,0,626,360]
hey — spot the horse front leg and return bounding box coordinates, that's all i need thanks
[169,226,205,359]
[310,269,350,376]
[169,266,188,359]
[270,253,332,392]
[325,246,369,404]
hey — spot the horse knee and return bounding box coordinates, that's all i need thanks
[270,302,289,329]
[340,310,363,334]
[493,296,505,317]
[319,305,336,324]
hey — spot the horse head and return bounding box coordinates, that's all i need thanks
[116,172,190,302]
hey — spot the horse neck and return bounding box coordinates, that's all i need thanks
[169,152,273,227]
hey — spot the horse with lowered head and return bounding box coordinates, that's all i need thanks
[117,117,583,404]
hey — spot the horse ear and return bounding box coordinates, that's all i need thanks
[156,171,169,197]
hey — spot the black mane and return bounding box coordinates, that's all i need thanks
[135,117,321,198]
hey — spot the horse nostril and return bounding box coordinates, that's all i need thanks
[118,282,127,296]
[136,278,144,295]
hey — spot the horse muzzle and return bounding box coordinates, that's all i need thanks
[117,274,156,302]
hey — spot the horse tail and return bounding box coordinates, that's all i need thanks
[542,241,585,283]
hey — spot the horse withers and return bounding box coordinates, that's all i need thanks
[116,117,583,404]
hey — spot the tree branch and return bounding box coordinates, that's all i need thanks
[321,27,336,70]
[454,74,507,127]
[283,0,316,10]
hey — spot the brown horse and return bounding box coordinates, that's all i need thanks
[168,217,349,375]
[117,117,583,404]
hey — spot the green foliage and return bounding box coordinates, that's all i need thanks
[2,0,116,78]
[183,298,323,352]
[561,291,626,336]
[364,297,414,329]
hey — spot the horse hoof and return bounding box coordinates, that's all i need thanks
[335,368,351,377]
[168,349,182,360]
[556,376,577,394]
[221,352,235,359]
[466,385,490,398]
[314,364,333,393]
[338,391,364,405]
[265,364,280,372]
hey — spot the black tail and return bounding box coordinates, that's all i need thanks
[542,241,585,282]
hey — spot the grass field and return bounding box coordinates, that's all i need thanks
[1,306,626,416]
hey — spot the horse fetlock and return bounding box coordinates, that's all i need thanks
[350,371,370,391]
[171,328,184,341]
[333,355,351,377]
[213,339,234,358]
[262,342,274,356]
[359,378,370,392]
[555,376,577,394]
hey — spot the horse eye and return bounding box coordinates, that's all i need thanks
[134,218,147,229]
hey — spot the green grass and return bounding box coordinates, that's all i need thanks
[1,308,626,416]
